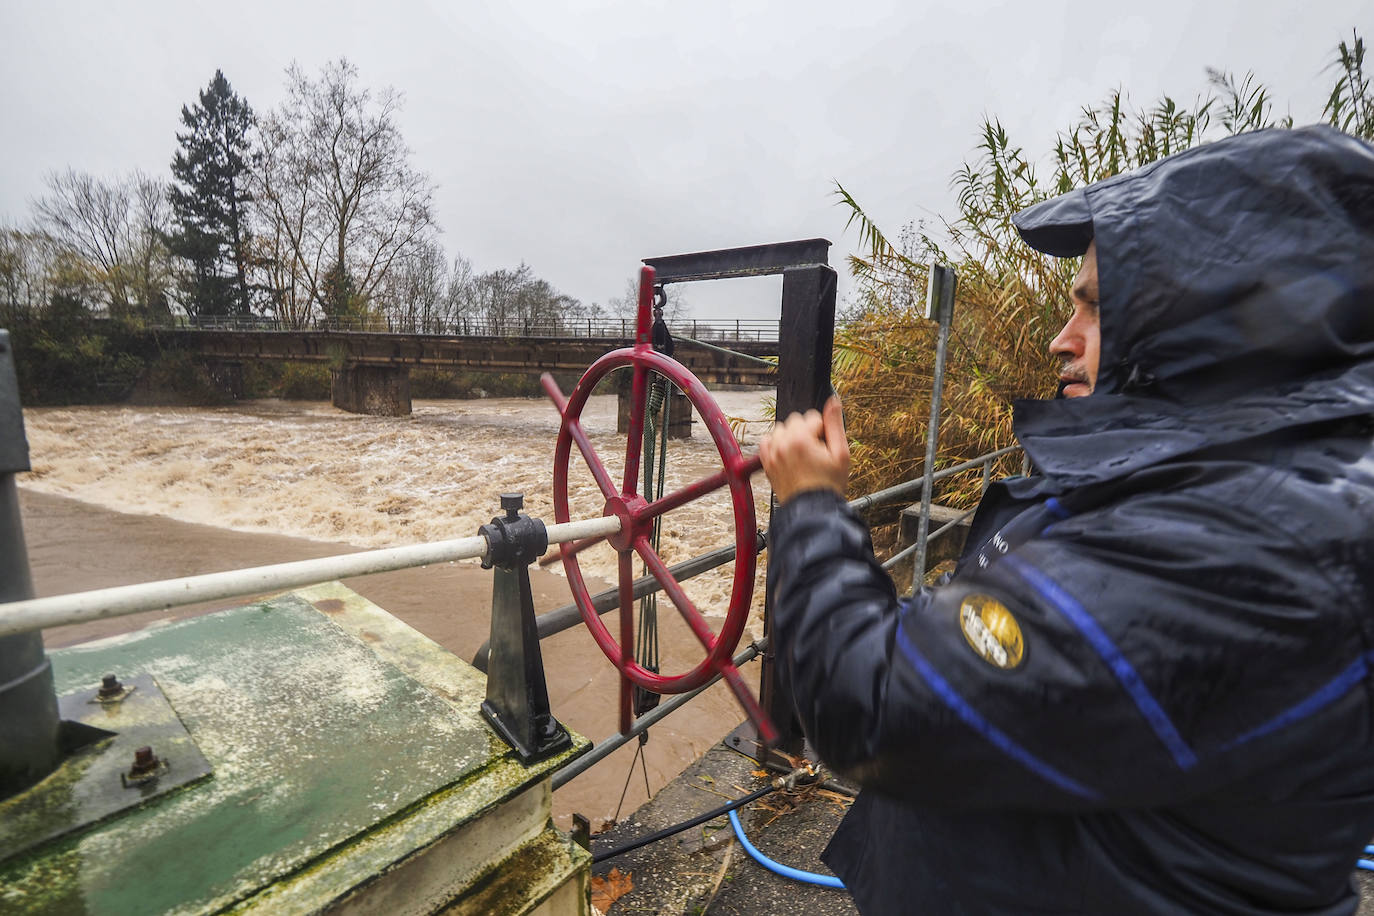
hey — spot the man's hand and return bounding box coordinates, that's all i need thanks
[758,396,850,505]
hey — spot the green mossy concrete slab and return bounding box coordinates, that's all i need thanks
[0,584,585,915]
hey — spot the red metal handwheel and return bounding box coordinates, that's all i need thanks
[542,266,778,744]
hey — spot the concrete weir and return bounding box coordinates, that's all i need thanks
[331,363,412,416]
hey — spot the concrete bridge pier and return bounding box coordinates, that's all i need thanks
[332,364,412,417]
[616,379,692,440]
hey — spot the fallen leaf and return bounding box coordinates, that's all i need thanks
[591,867,634,911]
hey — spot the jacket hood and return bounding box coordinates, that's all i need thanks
[1008,126,1374,491]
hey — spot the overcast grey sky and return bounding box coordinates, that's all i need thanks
[0,1,1366,318]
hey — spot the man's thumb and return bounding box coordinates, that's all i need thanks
[822,396,847,456]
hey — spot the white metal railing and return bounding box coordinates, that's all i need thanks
[0,516,619,639]
[154,315,785,344]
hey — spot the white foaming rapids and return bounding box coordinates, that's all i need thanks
[21,392,777,629]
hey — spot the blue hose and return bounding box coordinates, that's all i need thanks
[1359,859,1374,872]
[728,808,845,889]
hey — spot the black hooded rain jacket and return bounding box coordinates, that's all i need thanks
[768,125,1374,914]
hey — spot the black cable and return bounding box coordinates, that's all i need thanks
[592,783,778,864]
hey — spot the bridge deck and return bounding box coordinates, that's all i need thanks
[163,329,777,385]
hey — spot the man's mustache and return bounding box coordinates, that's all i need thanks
[1055,364,1090,399]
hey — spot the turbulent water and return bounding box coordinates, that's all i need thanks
[21,390,777,634]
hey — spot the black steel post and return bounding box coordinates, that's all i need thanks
[760,265,837,756]
[479,493,572,763]
[0,330,62,798]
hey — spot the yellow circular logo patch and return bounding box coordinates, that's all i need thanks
[959,594,1025,669]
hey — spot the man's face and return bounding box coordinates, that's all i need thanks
[1049,241,1100,398]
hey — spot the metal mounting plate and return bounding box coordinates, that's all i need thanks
[0,673,212,863]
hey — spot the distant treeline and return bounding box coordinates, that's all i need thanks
[0,60,661,356]
[1,59,677,405]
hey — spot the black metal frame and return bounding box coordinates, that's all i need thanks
[644,239,837,757]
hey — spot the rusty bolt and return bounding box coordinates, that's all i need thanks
[98,674,123,699]
[129,746,159,778]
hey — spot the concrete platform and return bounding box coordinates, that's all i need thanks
[0,582,591,915]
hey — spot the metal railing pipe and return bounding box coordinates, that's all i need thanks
[551,640,765,791]
[845,445,1020,515]
[0,516,621,639]
[880,505,977,571]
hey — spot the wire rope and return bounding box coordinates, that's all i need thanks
[593,783,777,864]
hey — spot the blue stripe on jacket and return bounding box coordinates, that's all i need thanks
[1223,652,1372,749]
[1001,554,1200,770]
[894,614,1101,800]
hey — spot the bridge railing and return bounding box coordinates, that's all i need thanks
[158,314,783,344]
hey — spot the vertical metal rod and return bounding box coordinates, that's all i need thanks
[914,264,957,592]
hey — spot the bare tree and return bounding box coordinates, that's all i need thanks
[31,169,172,319]
[444,254,476,330]
[128,175,174,317]
[377,237,448,331]
[253,59,437,324]
[33,169,133,314]
[0,227,54,324]
[251,125,315,327]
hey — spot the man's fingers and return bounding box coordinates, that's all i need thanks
[822,396,849,463]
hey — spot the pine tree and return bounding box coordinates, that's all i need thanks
[168,70,256,318]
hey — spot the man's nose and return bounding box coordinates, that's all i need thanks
[1049,319,1081,360]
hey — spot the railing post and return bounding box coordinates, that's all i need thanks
[479,494,571,763]
[914,263,957,589]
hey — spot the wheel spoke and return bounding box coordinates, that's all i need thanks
[636,468,729,523]
[618,549,635,734]
[565,416,618,500]
[720,662,779,746]
[633,538,716,651]
[621,363,649,495]
[539,533,605,567]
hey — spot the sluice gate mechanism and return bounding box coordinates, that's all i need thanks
[0,240,840,914]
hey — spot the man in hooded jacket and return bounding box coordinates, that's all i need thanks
[759,125,1374,914]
